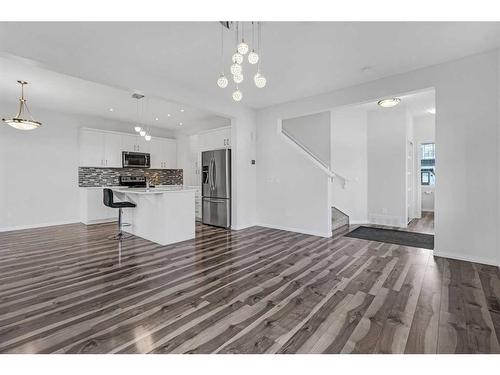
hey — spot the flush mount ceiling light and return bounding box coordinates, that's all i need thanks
[427,108,436,114]
[216,21,267,102]
[2,80,42,130]
[377,98,401,108]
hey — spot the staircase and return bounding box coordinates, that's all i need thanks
[332,207,350,239]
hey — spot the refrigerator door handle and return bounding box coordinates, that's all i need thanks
[211,158,215,191]
[212,157,217,191]
[209,158,213,190]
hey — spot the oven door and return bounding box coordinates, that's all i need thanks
[122,152,151,168]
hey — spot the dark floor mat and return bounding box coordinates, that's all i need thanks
[345,226,434,249]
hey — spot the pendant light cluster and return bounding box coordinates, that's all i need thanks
[132,93,152,141]
[2,80,42,130]
[217,22,267,102]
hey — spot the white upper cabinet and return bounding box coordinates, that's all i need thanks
[103,133,122,168]
[80,129,105,167]
[199,127,231,151]
[150,138,177,169]
[164,139,177,168]
[79,128,176,169]
[122,134,142,152]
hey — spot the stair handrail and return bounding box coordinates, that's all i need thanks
[280,126,350,187]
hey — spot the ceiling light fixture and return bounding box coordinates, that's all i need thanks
[139,130,146,137]
[216,23,229,91]
[109,108,114,112]
[217,22,267,102]
[248,22,259,64]
[180,109,184,112]
[2,80,42,130]
[237,22,249,55]
[377,98,401,108]
[179,122,183,126]
[131,92,145,134]
[233,73,244,84]
[427,108,436,115]
[155,117,159,121]
[167,113,171,117]
[232,88,243,102]
[145,134,151,141]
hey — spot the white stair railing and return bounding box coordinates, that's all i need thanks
[279,126,349,188]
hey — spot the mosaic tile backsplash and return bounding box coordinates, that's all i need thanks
[79,167,183,187]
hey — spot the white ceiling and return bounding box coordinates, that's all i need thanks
[0,22,499,111]
[0,55,230,133]
[359,89,435,116]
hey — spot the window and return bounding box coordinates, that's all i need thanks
[420,143,435,185]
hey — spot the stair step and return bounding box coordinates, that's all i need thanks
[332,224,350,240]
[331,206,350,238]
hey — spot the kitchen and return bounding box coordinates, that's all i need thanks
[77,97,232,246]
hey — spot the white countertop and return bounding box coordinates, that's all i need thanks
[111,186,197,195]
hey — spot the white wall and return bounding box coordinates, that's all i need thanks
[0,105,175,231]
[256,49,499,266]
[0,108,80,230]
[331,108,368,224]
[367,106,408,227]
[282,111,331,167]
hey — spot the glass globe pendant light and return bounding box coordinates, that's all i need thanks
[145,134,151,141]
[139,129,146,137]
[232,87,243,102]
[247,23,259,64]
[237,41,249,55]
[233,73,244,84]
[230,63,242,76]
[134,126,142,132]
[2,80,42,130]
[232,52,243,64]
[248,50,259,64]
[217,74,228,88]
[254,72,267,88]
[216,23,229,90]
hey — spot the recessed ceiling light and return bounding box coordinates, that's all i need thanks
[155,117,159,121]
[109,108,114,112]
[377,98,401,108]
[179,122,183,126]
[167,114,171,117]
[427,108,436,115]
[180,109,185,112]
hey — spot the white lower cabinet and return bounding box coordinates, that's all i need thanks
[80,188,117,224]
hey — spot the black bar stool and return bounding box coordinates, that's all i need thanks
[103,188,136,240]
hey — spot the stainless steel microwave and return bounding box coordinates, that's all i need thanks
[122,152,150,168]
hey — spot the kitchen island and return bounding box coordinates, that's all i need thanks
[112,186,196,245]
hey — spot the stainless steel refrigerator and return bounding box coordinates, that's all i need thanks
[201,149,231,228]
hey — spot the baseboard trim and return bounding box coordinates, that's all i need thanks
[257,223,331,238]
[0,219,80,233]
[433,250,499,267]
[349,220,369,225]
[81,218,117,225]
[231,223,257,231]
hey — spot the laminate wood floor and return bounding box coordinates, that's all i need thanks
[0,222,499,354]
